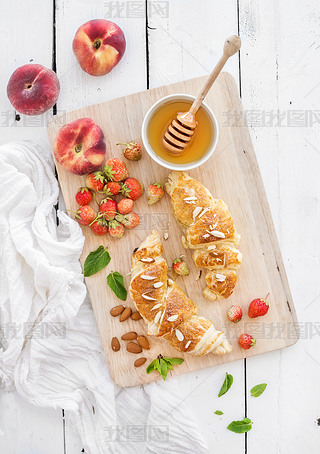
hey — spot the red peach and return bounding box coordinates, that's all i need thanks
[72,19,126,76]
[7,64,60,115]
[54,118,106,175]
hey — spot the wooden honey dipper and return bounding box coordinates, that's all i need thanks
[162,35,241,155]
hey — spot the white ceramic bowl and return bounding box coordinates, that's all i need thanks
[141,94,219,171]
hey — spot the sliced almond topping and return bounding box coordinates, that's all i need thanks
[175,329,184,341]
[167,314,179,322]
[184,196,197,201]
[163,232,169,240]
[153,282,164,288]
[210,230,225,238]
[192,206,202,219]
[141,275,156,280]
[168,278,174,286]
[207,245,217,250]
[140,257,155,263]
[160,310,166,324]
[154,311,162,323]
[216,273,226,282]
[198,207,210,218]
[202,233,210,239]
[185,340,191,349]
[142,293,157,301]
[151,303,162,311]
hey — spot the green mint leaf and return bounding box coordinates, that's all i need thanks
[146,359,158,374]
[107,272,127,301]
[218,373,233,397]
[146,356,184,380]
[227,418,252,434]
[214,410,224,415]
[84,246,111,277]
[250,383,267,398]
[160,359,168,381]
[163,357,184,365]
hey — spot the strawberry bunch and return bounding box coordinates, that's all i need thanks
[69,156,143,238]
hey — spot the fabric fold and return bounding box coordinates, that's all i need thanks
[0,141,208,454]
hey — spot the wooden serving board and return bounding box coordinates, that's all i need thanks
[47,73,298,387]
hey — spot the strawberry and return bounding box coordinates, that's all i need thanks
[99,198,117,220]
[121,177,143,200]
[85,171,105,192]
[238,334,256,350]
[117,141,142,161]
[69,205,97,226]
[90,218,108,236]
[116,212,140,229]
[248,295,270,318]
[227,305,243,323]
[104,158,129,182]
[117,198,133,215]
[104,181,121,196]
[147,182,164,205]
[108,220,125,238]
[172,258,190,276]
[75,187,93,206]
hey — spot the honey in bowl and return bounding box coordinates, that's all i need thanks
[147,100,214,165]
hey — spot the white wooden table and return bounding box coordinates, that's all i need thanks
[0,1,319,453]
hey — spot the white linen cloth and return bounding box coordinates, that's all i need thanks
[0,141,208,454]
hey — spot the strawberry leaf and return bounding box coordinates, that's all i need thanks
[214,410,224,415]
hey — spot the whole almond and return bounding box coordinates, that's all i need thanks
[121,331,138,341]
[137,335,150,350]
[110,305,125,317]
[120,307,132,322]
[131,311,142,321]
[126,342,143,354]
[111,337,120,352]
[134,357,147,368]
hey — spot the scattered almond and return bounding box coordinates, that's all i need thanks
[120,307,132,322]
[111,337,120,352]
[126,342,143,354]
[134,357,147,368]
[131,311,142,320]
[121,331,138,340]
[137,335,150,350]
[110,305,125,317]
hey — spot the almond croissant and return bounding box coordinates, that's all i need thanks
[129,230,232,356]
[165,171,242,301]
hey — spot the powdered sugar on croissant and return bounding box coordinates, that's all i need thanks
[165,171,242,301]
[129,230,232,357]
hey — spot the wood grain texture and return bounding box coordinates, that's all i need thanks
[47,72,298,387]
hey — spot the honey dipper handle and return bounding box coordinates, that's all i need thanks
[189,35,241,116]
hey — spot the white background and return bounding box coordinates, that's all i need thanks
[0,0,319,453]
